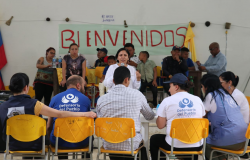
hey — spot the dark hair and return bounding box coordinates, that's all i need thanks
[113,66,131,85]
[66,75,83,88]
[124,43,134,49]
[140,51,150,58]
[181,47,189,52]
[115,48,130,62]
[220,71,239,87]
[9,73,29,94]
[46,47,55,57]
[173,81,194,91]
[200,74,237,104]
[69,43,79,49]
[108,55,116,61]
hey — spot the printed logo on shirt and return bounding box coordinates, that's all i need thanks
[7,106,25,118]
[179,98,193,108]
[62,94,79,103]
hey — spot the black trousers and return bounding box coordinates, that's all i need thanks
[109,142,148,160]
[34,83,53,106]
[140,80,158,106]
[162,83,171,96]
[150,134,203,160]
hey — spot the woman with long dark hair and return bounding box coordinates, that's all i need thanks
[34,47,55,105]
[103,48,141,90]
[220,71,249,123]
[201,74,247,160]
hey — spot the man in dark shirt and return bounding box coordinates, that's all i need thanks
[162,46,188,95]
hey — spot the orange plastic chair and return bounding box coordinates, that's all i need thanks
[4,115,47,160]
[158,118,209,160]
[91,67,105,107]
[49,117,94,160]
[246,96,250,108]
[95,118,143,160]
[210,123,250,160]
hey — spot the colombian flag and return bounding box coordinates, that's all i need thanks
[0,30,7,90]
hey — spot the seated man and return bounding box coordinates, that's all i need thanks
[196,42,227,76]
[94,48,109,67]
[96,66,155,160]
[137,51,158,107]
[162,46,188,95]
[100,55,116,83]
[181,47,195,77]
[47,75,92,159]
[124,43,141,68]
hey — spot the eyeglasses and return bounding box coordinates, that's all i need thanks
[209,47,216,51]
[50,52,55,54]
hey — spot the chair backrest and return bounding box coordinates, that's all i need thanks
[156,66,162,77]
[5,86,35,98]
[95,118,135,143]
[246,96,250,108]
[245,123,250,139]
[56,68,63,85]
[170,118,209,144]
[95,67,105,79]
[6,114,46,142]
[53,117,94,143]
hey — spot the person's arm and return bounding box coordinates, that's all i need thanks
[204,56,226,73]
[60,59,67,87]
[100,75,105,83]
[133,69,141,90]
[140,93,155,120]
[162,58,170,77]
[81,60,86,78]
[128,60,138,67]
[36,57,51,69]
[103,65,115,89]
[152,66,158,87]
[156,116,167,129]
[188,59,195,70]
[34,101,96,118]
[178,57,188,72]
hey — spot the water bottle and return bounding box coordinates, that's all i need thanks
[58,56,62,68]
[52,57,57,68]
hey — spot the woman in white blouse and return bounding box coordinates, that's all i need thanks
[219,71,249,124]
[103,48,141,90]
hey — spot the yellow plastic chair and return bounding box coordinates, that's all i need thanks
[158,118,209,160]
[209,123,250,160]
[95,118,143,160]
[4,114,47,160]
[91,67,105,107]
[49,117,94,160]
[246,96,250,108]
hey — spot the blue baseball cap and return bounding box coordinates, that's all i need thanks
[164,73,188,84]
[97,48,108,54]
[172,46,181,51]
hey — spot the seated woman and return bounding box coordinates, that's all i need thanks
[0,73,96,152]
[103,48,141,90]
[219,71,249,124]
[150,73,205,160]
[201,74,248,160]
[60,43,87,92]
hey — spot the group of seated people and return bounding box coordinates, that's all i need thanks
[1,41,247,160]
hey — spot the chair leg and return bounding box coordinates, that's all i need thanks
[96,153,100,160]
[104,153,106,160]
[139,150,141,160]
[4,153,7,160]
[90,152,93,160]
[192,154,194,160]
[209,150,215,160]
[45,152,48,160]
[10,155,13,160]
[52,153,54,160]
[84,152,87,160]
[157,149,161,160]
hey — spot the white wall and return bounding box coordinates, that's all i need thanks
[1,0,250,95]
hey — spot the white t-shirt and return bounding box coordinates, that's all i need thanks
[157,92,205,148]
[103,64,141,90]
[204,90,249,124]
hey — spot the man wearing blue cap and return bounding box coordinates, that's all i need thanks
[94,48,109,67]
[162,46,188,95]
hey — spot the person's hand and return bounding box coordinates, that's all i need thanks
[136,71,141,81]
[84,111,97,118]
[175,54,180,61]
[47,64,52,68]
[60,79,66,87]
[198,66,206,71]
[169,75,173,79]
[128,60,137,66]
[152,80,158,87]
[196,61,201,66]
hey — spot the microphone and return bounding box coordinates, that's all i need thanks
[121,63,125,66]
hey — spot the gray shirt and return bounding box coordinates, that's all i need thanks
[202,52,227,76]
[96,84,155,151]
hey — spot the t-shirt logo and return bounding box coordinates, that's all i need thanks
[179,98,193,108]
[7,106,25,118]
[62,94,79,103]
